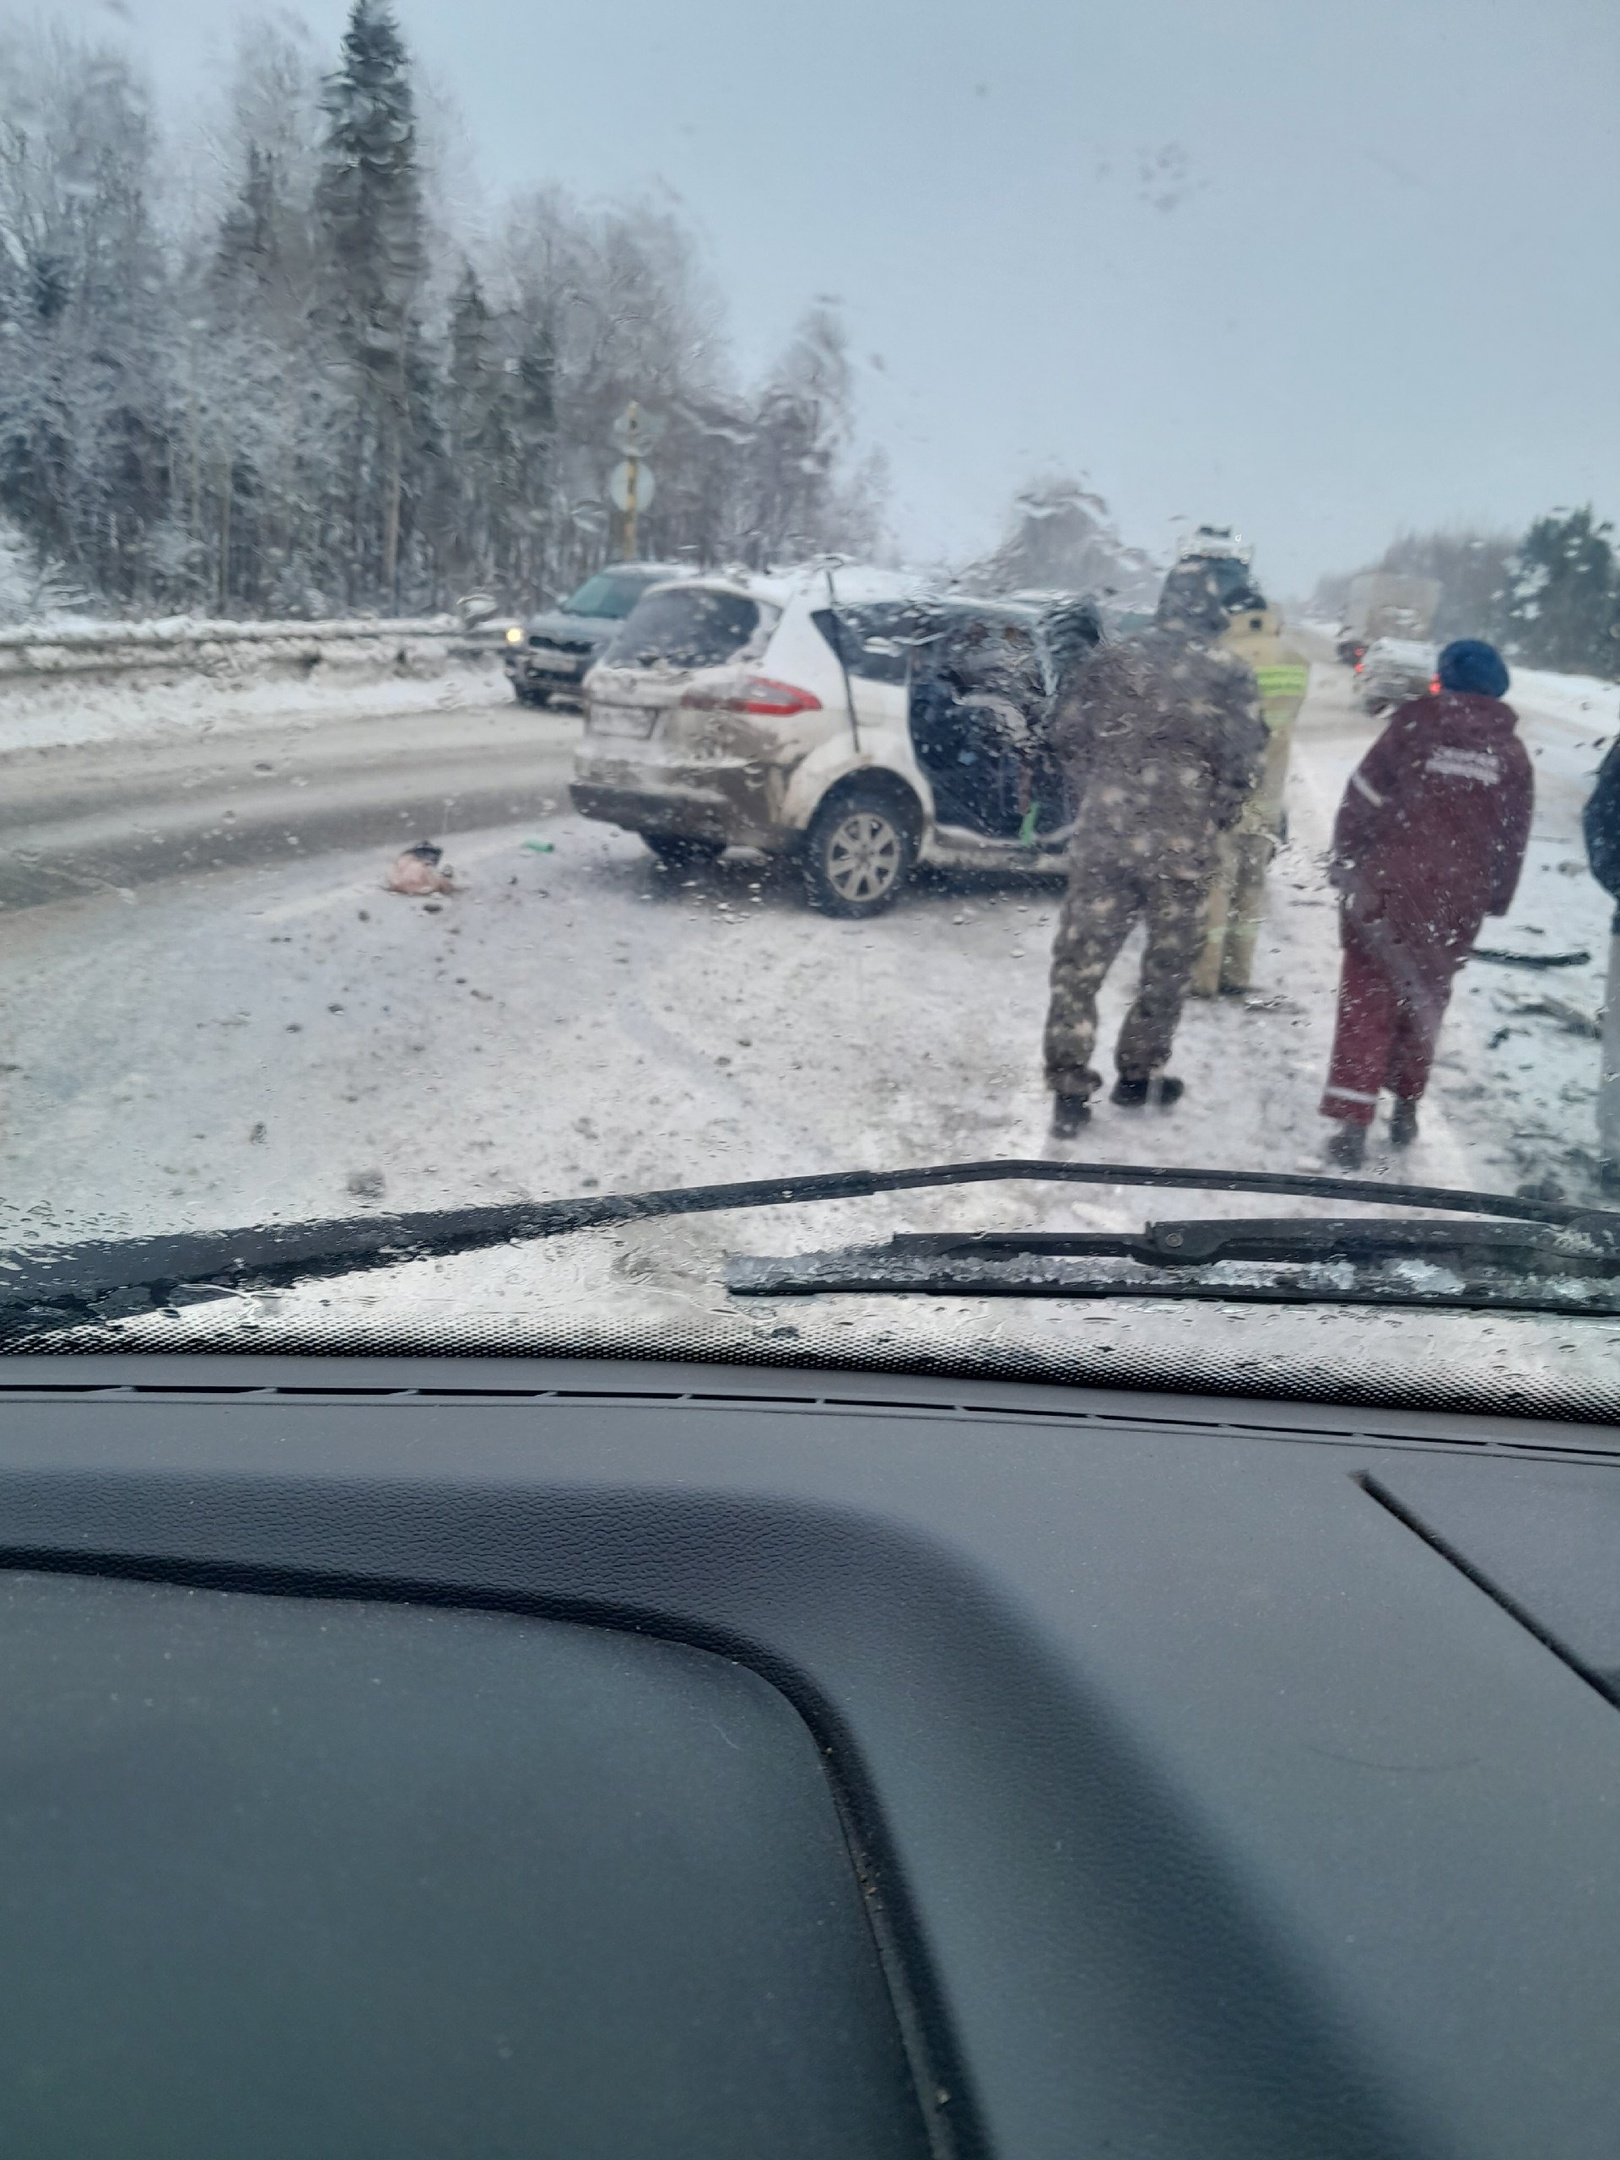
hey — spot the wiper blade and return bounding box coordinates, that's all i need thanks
[884,1218,1586,1265]
[728,1218,1620,1316]
[6,1158,1619,1343]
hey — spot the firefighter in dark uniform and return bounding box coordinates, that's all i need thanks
[1043,564,1267,1135]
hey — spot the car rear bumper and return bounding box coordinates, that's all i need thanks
[572,780,734,844]
[570,777,790,851]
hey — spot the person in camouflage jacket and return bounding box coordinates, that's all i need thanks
[1042,564,1266,1133]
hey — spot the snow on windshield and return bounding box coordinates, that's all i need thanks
[1,0,1616,1359]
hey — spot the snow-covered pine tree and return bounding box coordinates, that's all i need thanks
[314,0,425,605]
[961,476,1159,610]
[442,261,502,587]
[503,316,557,590]
[1500,508,1619,677]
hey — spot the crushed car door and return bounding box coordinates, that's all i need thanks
[909,612,1063,842]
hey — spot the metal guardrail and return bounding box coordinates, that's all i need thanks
[0,615,516,679]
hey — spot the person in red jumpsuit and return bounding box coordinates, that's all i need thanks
[1320,639,1532,1168]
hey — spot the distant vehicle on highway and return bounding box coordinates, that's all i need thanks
[1333,574,1443,670]
[1355,636,1438,715]
[571,569,1100,915]
[504,565,691,706]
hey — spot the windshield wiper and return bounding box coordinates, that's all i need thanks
[727,1213,1620,1316]
[879,1218,1574,1264]
[5,1159,1619,1342]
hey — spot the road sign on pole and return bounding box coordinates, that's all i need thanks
[609,454,653,559]
[609,401,662,557]
[610,401,665,456]
[608,460,655,515]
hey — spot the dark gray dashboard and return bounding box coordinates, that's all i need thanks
[0,1352,1616,2160]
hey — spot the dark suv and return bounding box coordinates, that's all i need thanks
[504,565,691,705]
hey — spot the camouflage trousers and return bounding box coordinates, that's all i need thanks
[1043,851,1213,1098]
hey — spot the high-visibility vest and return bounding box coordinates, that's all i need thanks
[1220,606,1308,832]
[1222,607,1308,718]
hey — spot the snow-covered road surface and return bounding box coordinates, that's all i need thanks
[2,654,1614,1267]
[2,682,570,909]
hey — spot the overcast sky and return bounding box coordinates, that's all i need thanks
[34,0,1620,591]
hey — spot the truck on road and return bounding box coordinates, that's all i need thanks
[1338,573,1441,664]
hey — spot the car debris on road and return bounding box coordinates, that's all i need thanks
[387,842,455,896]
[1469,945,1591,969]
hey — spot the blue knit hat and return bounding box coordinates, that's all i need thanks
[1437,639,1509,698]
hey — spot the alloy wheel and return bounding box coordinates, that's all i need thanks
[824,810,904,906]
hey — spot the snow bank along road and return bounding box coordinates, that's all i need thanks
[1,652,1615,1256]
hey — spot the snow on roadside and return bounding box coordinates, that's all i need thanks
[0,651,508,757]
[1509,667,1619,737]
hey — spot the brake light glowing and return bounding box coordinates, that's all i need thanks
[682,676,822,716]
[1429,676,1441,693]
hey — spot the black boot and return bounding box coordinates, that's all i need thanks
[1389,1098,1419,1147]
[1112,1074,1185,1109]
[1325,1121,1367,1169]
[1050,1093,1092,1138]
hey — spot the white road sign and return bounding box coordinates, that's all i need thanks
[609,459,655,513]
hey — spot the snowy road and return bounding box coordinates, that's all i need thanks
[2,652,1615,1254]
[0,674,569,910]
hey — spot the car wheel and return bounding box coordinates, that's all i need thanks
[803,785,917,917]
[513,682,551,708]
[642,832,726,870]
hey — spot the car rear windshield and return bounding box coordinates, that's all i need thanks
[603,589,761,669]
[563,574,657,620]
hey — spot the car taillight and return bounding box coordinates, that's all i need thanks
[1429,676,1441,693]
[1354,660,1364,673]
[683,676,822,716]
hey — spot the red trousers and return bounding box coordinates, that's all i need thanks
[1321,910,1469,1126]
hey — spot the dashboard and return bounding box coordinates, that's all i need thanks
[0,1350,1616,2159]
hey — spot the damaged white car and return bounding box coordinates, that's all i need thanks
[570,571,1100,915]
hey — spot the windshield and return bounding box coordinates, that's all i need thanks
[2,0,1617,1404]
[601,589,762,668]
[562,574,655,620]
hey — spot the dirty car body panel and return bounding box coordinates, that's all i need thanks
[572,572,1097,888]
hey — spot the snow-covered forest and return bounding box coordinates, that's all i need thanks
[1312,509,1620,677]
[0,2,889,621]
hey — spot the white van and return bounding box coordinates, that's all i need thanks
[570,570,1099,915]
